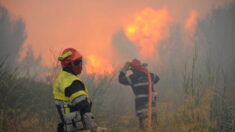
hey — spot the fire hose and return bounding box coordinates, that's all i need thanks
[146,70,152,129]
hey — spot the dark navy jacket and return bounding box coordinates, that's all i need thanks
[118,70,160,114]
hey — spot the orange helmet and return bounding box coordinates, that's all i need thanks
[58,48,83,75]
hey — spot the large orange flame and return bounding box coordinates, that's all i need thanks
[125,8,172,59]
[85,55,114,75]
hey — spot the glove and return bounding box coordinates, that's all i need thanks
[83,112,97,131]
[121,62,131,73]
[96,127,108,132]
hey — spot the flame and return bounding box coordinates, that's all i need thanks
[125,8,172,58]
[184,10,198,34]
[86,55,114,75]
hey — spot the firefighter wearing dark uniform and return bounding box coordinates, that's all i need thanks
[118,59,160,131]
[53,48,107,132]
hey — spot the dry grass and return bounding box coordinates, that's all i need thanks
[0,50,234,132]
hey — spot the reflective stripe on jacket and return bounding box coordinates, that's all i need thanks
[53,71,90,132]
[53,71,89,101]
[118,70,159,114]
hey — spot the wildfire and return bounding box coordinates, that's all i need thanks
[125,8,172,58]
[85,55,114,75]
[184,10,198,34]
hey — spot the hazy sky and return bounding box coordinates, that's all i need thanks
[1,0,234,70]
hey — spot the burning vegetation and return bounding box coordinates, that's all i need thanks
[86,55,114,75]
[125,8,172,59]
[0,2,235,132]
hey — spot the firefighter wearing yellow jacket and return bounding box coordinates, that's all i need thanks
[53,48,107,132]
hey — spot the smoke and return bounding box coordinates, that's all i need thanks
[197,3,235,69]
[2,0,233,70]
[109,3,235,99]
[112,30,139,62]
[196,3,235,94]
[111,3,235,69]
[1,1,235,76]
[0,5,26,65]
[184,10,198,35]
[0,5,51,80]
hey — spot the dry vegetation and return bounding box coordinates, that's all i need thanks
[0,46,234,132]
[1,2,235,132]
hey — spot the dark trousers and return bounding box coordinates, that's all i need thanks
[137,111,157,131]
[57,123,64,132]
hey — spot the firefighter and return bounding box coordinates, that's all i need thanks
[53,48,107,132]
[118,59,160,131]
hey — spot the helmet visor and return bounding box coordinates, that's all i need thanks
[73,59,82,66]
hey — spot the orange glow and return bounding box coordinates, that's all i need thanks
[1,0,230,74]
[124,8,172,59]
[127,25,138,34]
[86,55,114,75]
[184,10,198,34]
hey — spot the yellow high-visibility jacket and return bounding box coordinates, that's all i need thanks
[53,71,91,132]
[53,71,89,102]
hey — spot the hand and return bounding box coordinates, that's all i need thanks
[95,127,108,132]
[122,62,131,73]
